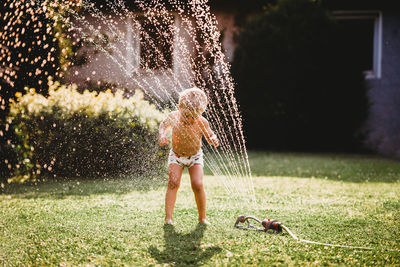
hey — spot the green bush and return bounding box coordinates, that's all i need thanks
[232,0,369,151]
[7,79,168,183]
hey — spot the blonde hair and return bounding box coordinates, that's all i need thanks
[178,87,208,113]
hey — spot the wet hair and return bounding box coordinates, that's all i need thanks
[178,87,208,113]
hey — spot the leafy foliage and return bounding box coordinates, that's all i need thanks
[7,79,168,182]
[232,0,369,151]
[0,0,85,182]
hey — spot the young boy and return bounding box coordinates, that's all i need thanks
[158,87,219,225]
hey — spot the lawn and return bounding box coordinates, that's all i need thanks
[1,152,399,266]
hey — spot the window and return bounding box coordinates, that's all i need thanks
[126,18,140,73]
[126,14,174,72]
[138,15,174,71]
[332,10,382,79]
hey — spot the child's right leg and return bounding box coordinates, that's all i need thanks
[165,163,183,224]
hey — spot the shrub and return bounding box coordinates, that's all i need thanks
[231,0,369,151]
[7,79,168,183]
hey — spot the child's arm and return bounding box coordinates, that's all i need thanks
[158,113,173,146]
[200,117,219,147]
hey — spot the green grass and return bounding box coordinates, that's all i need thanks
[248,151,400,182]
[1,152,400,266]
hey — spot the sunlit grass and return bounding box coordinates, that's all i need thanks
[248,151,400,182]
[1,152,400,266]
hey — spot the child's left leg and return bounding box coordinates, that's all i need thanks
[188,164,208,223]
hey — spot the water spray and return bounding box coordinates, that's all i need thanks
[234,215,399,251]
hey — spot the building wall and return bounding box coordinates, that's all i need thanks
[66,6,400,156]
[67,15,193,103]
[366,11,400,156]
[66,11,238,103]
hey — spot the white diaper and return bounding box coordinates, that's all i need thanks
[168,149,203,168]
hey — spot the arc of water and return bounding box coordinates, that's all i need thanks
[47,0,255,202]
[135,0,248,197]
[185,0,255,201]
[167,0,255,201]
[63,4,234,188]
[169,2,246,174]
[114,0,253,201]
[107,0,245,189]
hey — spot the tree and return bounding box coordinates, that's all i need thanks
[232,0,369,151]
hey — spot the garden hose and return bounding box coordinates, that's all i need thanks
[234,215,392,251]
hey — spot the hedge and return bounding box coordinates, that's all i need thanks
[7,79,169,183]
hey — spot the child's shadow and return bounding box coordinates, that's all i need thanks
[149,223,222,266]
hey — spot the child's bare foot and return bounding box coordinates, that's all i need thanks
[199,219,211,225]
[164,219,173,225]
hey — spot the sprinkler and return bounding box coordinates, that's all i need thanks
[234,215,384,250]
[234,215,297,238]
